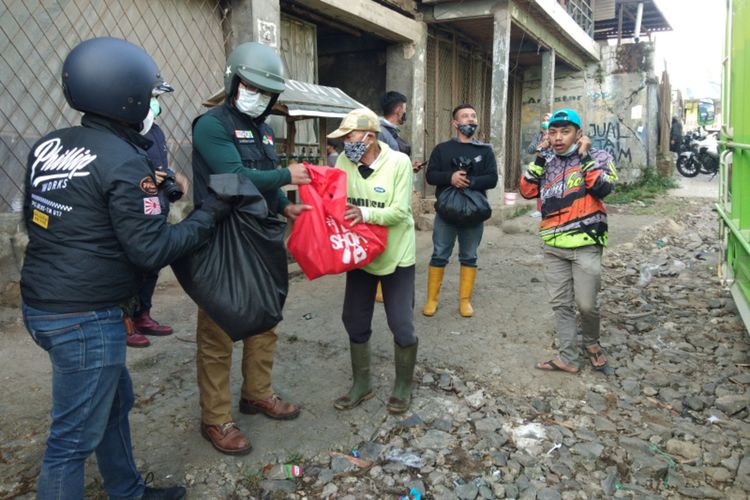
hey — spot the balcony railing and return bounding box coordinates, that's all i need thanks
[563,0,594,37]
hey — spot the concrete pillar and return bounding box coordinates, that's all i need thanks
[540,48,556,116]
[227,0,281,49]
[386,24,428,194]
[489,1,511,205]
[646,78,659,171]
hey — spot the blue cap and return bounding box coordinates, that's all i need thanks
[548,108,582,129]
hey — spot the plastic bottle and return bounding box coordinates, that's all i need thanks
[262,463,302,480]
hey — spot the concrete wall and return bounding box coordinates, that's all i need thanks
[520,43,658,184]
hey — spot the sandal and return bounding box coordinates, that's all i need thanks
[586,343,608,371]
[535,358,579,374]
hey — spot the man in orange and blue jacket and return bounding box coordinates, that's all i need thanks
[520,108,618,374]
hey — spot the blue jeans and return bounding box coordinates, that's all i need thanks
[22,304,145,500]
[429,213,484,267]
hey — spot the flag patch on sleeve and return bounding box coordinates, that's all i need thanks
[143,197,162,215]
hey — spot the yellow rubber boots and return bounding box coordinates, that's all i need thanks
[421,266,445,317]
[459,265,477,317]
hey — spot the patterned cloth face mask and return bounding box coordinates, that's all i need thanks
[344,133,370,164]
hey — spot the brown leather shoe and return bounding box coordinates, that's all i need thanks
[200,422,252,455]
[239,395,301,420]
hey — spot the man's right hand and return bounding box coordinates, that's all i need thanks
[451,170,470,189]
[287,162,311,185]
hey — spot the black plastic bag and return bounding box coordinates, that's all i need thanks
[435,186,492,226]
[171,174,288,341]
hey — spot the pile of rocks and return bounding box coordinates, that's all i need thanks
[183,200,749,499]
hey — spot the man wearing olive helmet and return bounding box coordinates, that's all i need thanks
[191,42,310,456]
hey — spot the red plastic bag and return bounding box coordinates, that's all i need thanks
[288,163,387,280]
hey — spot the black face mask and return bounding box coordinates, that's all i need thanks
[399,111,407,125]
[457,123,478,138]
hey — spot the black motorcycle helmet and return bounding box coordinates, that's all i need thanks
[62,37,163,125]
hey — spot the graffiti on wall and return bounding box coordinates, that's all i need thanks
[588,121,633,162]
[524,92,612,106]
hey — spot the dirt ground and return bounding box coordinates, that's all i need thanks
[0,179,720,498]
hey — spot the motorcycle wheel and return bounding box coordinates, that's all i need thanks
[676,156,700,177]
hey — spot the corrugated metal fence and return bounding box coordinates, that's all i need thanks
[0,0,229,212]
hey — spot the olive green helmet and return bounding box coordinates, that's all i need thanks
[224,42,285,96]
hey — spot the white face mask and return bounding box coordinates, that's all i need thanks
[140,109,155,136]
[236,86,272,118]
[560,143,579,157]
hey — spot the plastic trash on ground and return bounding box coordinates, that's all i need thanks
[638,263,662,286]
[384,448,424,468]
[400,487,422,500]
[262,464,303,480]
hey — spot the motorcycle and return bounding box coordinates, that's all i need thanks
[676,129,719,178]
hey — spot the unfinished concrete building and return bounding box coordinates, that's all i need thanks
[0,0,671,298]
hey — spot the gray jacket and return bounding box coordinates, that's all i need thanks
[378,117,400,151]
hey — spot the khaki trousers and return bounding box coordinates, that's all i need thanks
[543,244,602,369]
[196,309,277,425]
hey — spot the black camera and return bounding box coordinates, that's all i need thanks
[452,156,474,171]
[159,167,183,202]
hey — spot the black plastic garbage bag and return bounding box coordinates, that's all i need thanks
[171,174,288,341]
[435,186,492,226]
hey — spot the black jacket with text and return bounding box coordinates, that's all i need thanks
[21,114,215,313]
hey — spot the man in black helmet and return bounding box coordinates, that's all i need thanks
[191,41,310,456]
[21,37,231,499]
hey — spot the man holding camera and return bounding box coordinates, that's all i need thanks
[423,104,498,318]
[127,82,188,347]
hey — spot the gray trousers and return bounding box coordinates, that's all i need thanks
[543,244,602,368]
[342,265,417,347]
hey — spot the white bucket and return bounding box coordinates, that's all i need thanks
[504,192,518,205]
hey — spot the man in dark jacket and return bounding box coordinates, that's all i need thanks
[670,116,683,153]
[128,83,181,348]
[191,41,310,456]
[21,37,230,500]
[423,104,498,318]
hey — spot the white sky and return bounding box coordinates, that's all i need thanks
[652,0,726,99]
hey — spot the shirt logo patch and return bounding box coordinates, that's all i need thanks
[139,176,158,195]
[374,186,386,193]
[32,209,49,229]
[234,130,254,139]
[474,155,483,163]
[143,197,162,215]
[262,135,274,145]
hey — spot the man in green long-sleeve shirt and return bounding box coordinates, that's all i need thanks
[191,42,311,456]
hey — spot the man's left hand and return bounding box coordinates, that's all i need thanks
[344,203,363,225]
[283,203,312,221]
[577,135,592,157]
